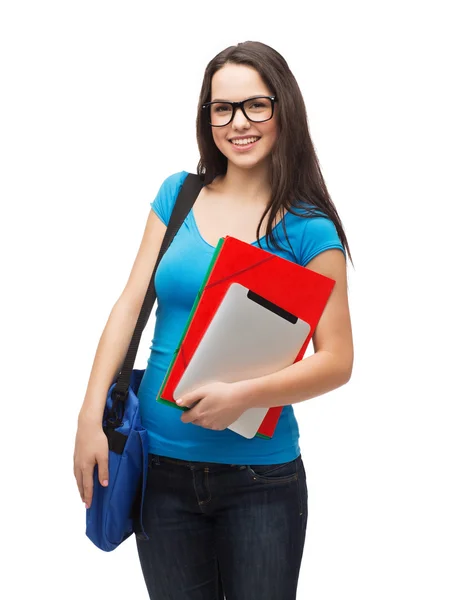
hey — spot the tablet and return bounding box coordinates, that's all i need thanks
[174,282,311,438]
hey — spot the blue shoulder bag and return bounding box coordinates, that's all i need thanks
[85,173,204,551]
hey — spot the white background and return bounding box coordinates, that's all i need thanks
[1,1,456,598]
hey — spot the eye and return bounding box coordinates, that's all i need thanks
[213,103,231,113]
[248,100,268,110]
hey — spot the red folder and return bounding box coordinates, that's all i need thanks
[158,236,336,438]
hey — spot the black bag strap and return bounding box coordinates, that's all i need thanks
[108,173,204,419]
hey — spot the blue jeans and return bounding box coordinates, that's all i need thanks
[136,453,308,599]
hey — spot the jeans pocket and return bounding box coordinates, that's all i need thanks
[247,458,299,483]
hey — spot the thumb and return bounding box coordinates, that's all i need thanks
[176,389,202,409]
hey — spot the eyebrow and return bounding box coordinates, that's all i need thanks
[210,95,268,102]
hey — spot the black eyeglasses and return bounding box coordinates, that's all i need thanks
[201,95,277,127]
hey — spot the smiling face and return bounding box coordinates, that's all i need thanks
[209,63,278,171]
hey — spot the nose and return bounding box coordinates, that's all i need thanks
[231,106,250,129]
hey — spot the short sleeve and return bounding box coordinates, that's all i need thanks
[151,171,188,226]
[300,216,346,267]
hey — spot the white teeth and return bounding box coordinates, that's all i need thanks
[231,137,259,145]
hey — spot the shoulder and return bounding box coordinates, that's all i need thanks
[286,204,346,267]
[154,170,189,201]
[150,171,189,226]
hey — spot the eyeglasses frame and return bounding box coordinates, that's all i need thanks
[201,95,277,127]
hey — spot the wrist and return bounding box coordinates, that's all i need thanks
[233,378,263,409]
[78,407,103,428]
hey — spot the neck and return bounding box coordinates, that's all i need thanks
[213,159,272,206]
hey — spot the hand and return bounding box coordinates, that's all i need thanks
[177,381,247,431]
[73,418,109,509]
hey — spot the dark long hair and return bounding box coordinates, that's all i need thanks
[196,41,353,267]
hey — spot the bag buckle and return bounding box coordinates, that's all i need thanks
[106,388,128,428]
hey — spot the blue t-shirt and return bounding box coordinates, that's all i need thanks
[137,171,345,464]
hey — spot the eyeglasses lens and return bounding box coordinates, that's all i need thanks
[208,98,273,126]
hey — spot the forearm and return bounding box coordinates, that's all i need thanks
[78,298,141,425]
[238,350,352,409]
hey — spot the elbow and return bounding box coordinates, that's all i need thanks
[317,349,353,389]
[342,368,353,385]
[114,294,143,321]
[341,354,354,384]
[332,349,354,386]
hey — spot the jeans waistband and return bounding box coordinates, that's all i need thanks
[149,453,248,470]
[148,453,302,470]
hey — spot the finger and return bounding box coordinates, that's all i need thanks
[74,468,85,502]
[176,388,203,408]
[97,454,109,487]
[181,410,191,423]
[179,400,201,415]
[82,465,95,508]
[181,407,198,424]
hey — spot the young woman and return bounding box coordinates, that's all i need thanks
[74,41,354,600]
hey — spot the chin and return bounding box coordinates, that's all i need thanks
[236,159,264,170]
[232,153,271,170]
